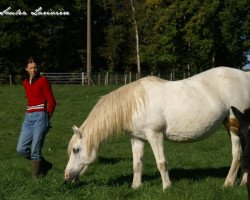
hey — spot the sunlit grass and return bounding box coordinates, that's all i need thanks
[0,85,247,199]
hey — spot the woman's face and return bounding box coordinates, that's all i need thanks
[26,63,38,78]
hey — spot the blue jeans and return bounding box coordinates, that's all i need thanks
[17,112,49,160]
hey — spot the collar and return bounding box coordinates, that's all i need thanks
[26,73,41,84]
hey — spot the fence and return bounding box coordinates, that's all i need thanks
[41,72,87,85]
[0,71,190,86]
[42,72,160,85]
[40,71,183,85]
[0,75,13,85]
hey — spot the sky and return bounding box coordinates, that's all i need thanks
[242,54,250,70]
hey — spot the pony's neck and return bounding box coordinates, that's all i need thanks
[80,79,147,156]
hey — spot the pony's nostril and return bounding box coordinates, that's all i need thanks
[64,173,70,180]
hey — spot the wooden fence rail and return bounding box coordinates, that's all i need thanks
[0,71,191,86]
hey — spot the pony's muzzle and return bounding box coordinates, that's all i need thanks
[64,170,76,182]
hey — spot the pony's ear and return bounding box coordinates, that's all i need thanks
[231,106,244,123]
[72,125,82,138]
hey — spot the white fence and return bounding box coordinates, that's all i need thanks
[2,69,248,86]
[0,71,185,85]
[0,75,13,85]
[41,72,183,85]
[0,72,142,85]
[40,72,87,85]
[42,72,149,85]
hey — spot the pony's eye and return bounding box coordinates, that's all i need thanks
[73,148,79,154]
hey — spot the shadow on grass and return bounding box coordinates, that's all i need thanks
[170,166,229,181]
[62,180,87,190]
[61,156,230,189]
[98,156,126,165]
[106,166,229,186]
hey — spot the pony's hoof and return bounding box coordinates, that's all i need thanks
[132,184,141,189]
[223,182,234,187]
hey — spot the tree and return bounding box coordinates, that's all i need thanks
[138,0,250,75]
[87,0,92,84]
[130,0,141,78]
[218,0,250,67]
[0,1,87,80]
[0,0,249,80]
[97,0,136,72]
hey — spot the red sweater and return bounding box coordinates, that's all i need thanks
[23,76,56,114]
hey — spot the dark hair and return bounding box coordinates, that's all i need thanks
[27,57,36,66]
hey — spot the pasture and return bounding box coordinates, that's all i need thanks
[0,85,247,199]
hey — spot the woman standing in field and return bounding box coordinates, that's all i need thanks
[17,57,57,178]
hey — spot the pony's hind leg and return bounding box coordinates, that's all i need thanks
[146,130,171,190]
[131,137,145,189]
[224,132,242,186]
[240,171,248,186]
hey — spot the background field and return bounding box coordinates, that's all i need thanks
[0,85,247,199]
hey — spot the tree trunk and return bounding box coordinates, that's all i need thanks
[130,0,141,79]
[87,0,92,85]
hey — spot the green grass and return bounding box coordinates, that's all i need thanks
[0,85,247,199]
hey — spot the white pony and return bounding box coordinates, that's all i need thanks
[65,67,250,190]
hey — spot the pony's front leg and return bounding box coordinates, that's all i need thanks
[224,133,242,186]
[146,131,171,190]
[131,137,145,189]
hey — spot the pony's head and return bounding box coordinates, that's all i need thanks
[64,125,97,181]
[231,106,250,172]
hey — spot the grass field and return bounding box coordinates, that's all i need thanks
[0,85,247,199]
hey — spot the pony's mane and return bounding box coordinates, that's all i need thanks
[79,78,149,155]
[246,71,250,77]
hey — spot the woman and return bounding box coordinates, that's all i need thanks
[17,57,57,178]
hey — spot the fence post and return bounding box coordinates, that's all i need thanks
[97,74,101,85]
[81,72,84,86]
[124,74,127,85]
[106,72,109,85]
[9,75,12,86]
[104,73,108,85]
[98,74,101,86]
